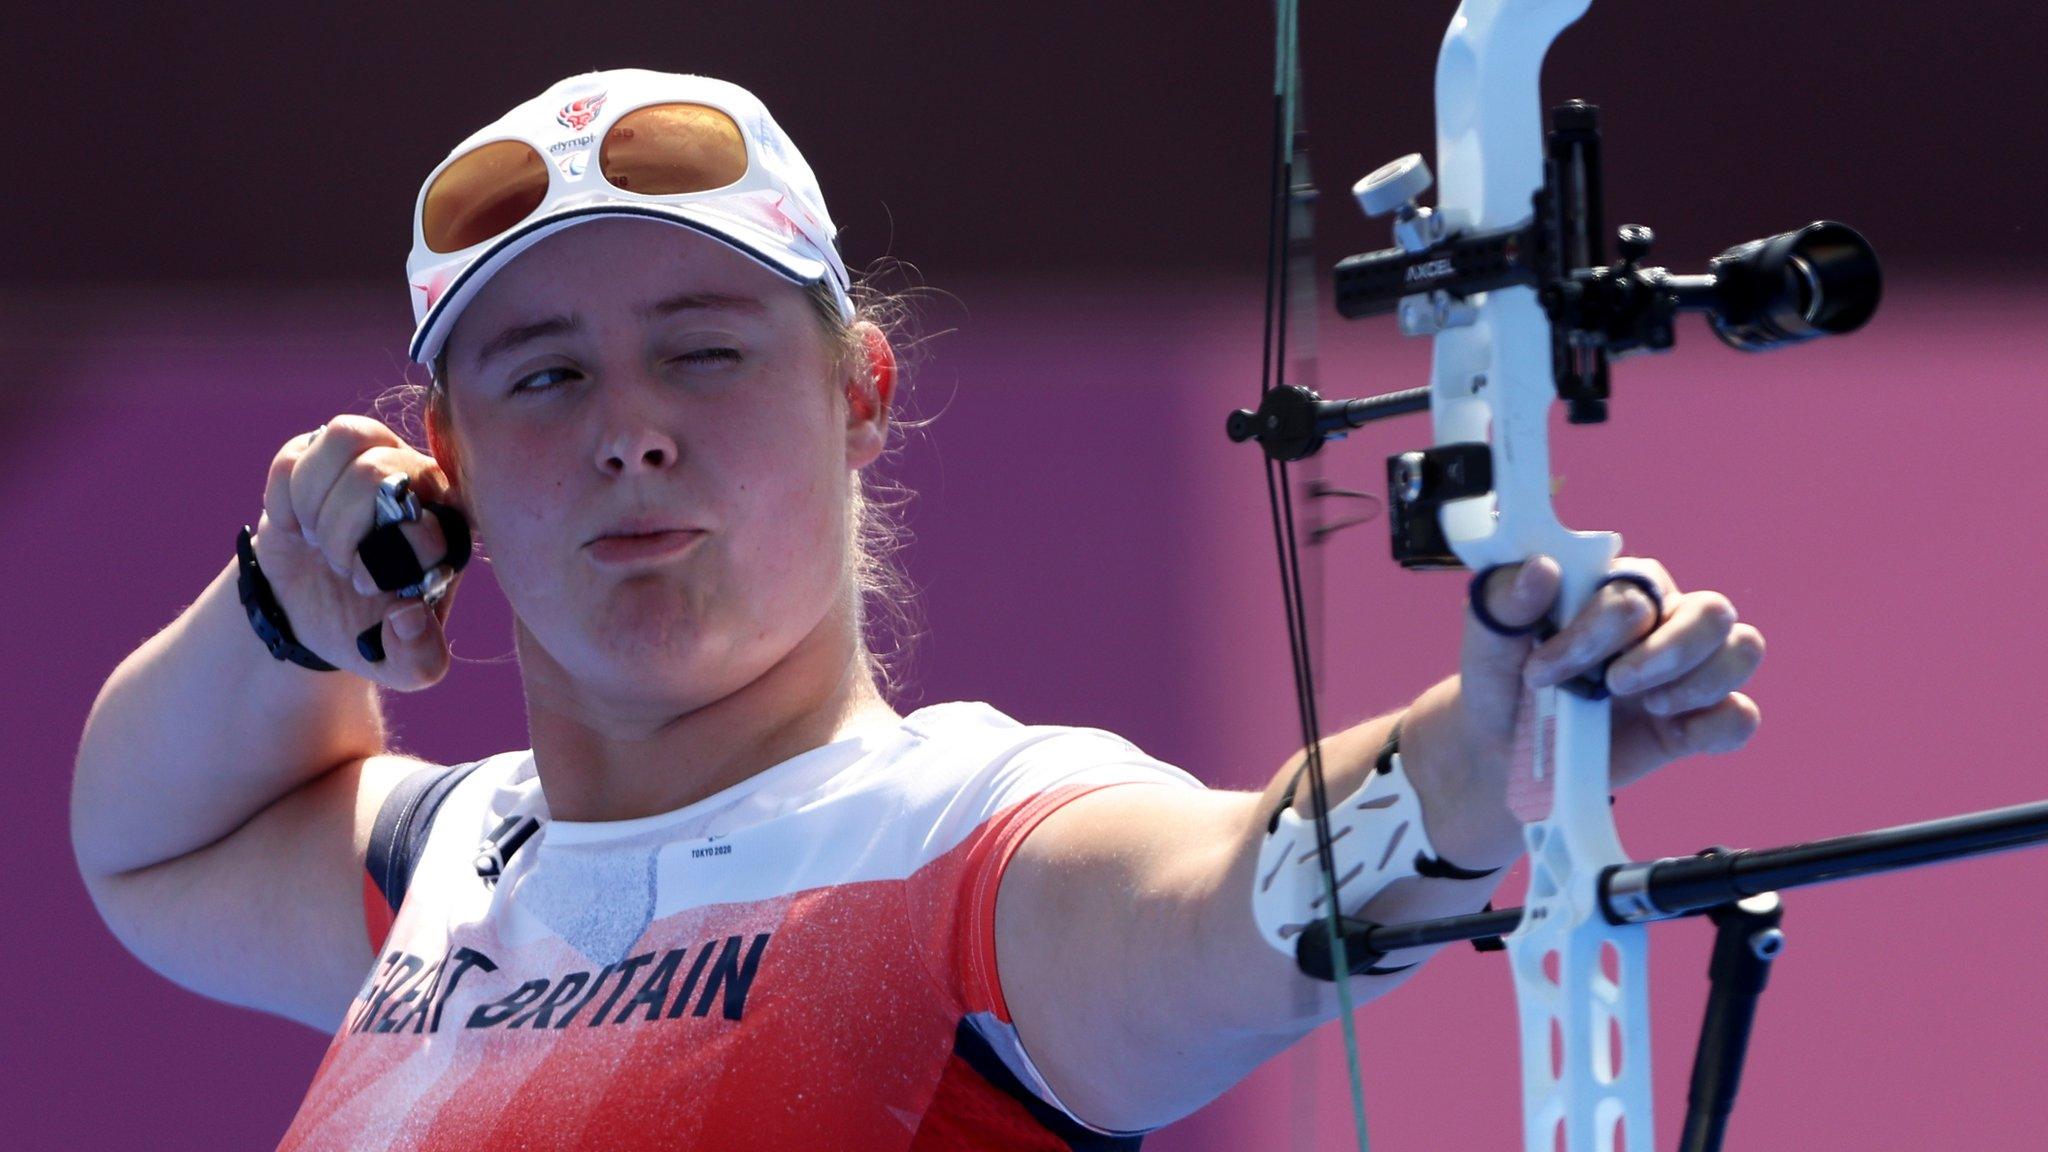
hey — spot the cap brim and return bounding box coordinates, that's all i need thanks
[409,203,832,365]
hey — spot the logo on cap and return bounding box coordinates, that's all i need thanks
[557,92,607,131]
[726,193,802,243]
[411,268,456,312]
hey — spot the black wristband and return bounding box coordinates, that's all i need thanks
[235,526,340,672]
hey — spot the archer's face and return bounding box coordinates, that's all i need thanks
[439,217,862,712]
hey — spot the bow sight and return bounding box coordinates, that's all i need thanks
[1228,101,1883,568]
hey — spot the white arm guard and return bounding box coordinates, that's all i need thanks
[1253,731,1491,964]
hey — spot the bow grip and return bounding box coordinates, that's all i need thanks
[1468,566,1663,699]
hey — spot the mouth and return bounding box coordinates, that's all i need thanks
[585,521,702,547]
[585,528,707,566]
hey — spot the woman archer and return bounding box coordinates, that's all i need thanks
[71,69,1762,1149]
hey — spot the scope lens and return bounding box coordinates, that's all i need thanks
[1707,221,1881,351]
[1787,254,1820,322]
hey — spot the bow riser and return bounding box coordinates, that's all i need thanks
[1430,3,1654,1151]
[1434,0,1591,231]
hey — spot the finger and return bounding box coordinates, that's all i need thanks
[289,416,405,547]
[1633,623,1764,716]
[1473,555,1562,634]
[404,508,455,570]
[352,554,377,598]
[263,434,319,541]
[1665,692,1761,756]
[348,512,453,595]
[1523,573,1663,688]
[1614,692,1761,784]
[379,595,453,688]
[1605,591,1740,697]
[1612,555,1677,598]
[410,459,457,506]
[311,445,423,581]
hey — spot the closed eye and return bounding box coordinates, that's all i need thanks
[510,349,741,395]
[673,348,742,367]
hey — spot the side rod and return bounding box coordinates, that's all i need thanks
[1300,795,2048,974]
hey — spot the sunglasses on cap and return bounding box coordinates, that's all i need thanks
[405,72,853,366]
[419,101,775,256]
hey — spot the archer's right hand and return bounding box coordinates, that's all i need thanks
[254,415,470,690]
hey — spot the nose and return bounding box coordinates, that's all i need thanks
[597,425,679,475]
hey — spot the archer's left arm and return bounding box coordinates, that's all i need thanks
[993,555,1764,1133]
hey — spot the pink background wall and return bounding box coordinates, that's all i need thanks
[8,274,2045,1148]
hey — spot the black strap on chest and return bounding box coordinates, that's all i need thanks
[366,760,486,915]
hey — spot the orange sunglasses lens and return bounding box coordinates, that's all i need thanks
[419,104,748,255]
[599,103,748,195]
[421,139,550,254]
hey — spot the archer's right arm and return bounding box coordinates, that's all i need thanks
[70,416,463,1030]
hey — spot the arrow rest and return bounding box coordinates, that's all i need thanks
[1306,478,1382,544]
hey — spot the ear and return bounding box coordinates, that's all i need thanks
[422,399,467,506]
[844,320,897,470]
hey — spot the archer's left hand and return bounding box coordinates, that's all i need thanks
[1460,555,1764,792]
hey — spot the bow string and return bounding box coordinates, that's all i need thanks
[1257,1,1375,1149]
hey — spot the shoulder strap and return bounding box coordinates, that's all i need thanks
[365,759,487,915]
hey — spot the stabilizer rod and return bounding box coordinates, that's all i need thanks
[1303,795,2048,977]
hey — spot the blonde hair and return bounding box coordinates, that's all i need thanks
[376,273,929,704]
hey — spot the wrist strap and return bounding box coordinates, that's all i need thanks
[1413,849,1504,881]
[236,526,339,672]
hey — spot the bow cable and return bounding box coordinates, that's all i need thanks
[1260,1,1372,1148]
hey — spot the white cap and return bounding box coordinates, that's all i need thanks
[405,69,854,366]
